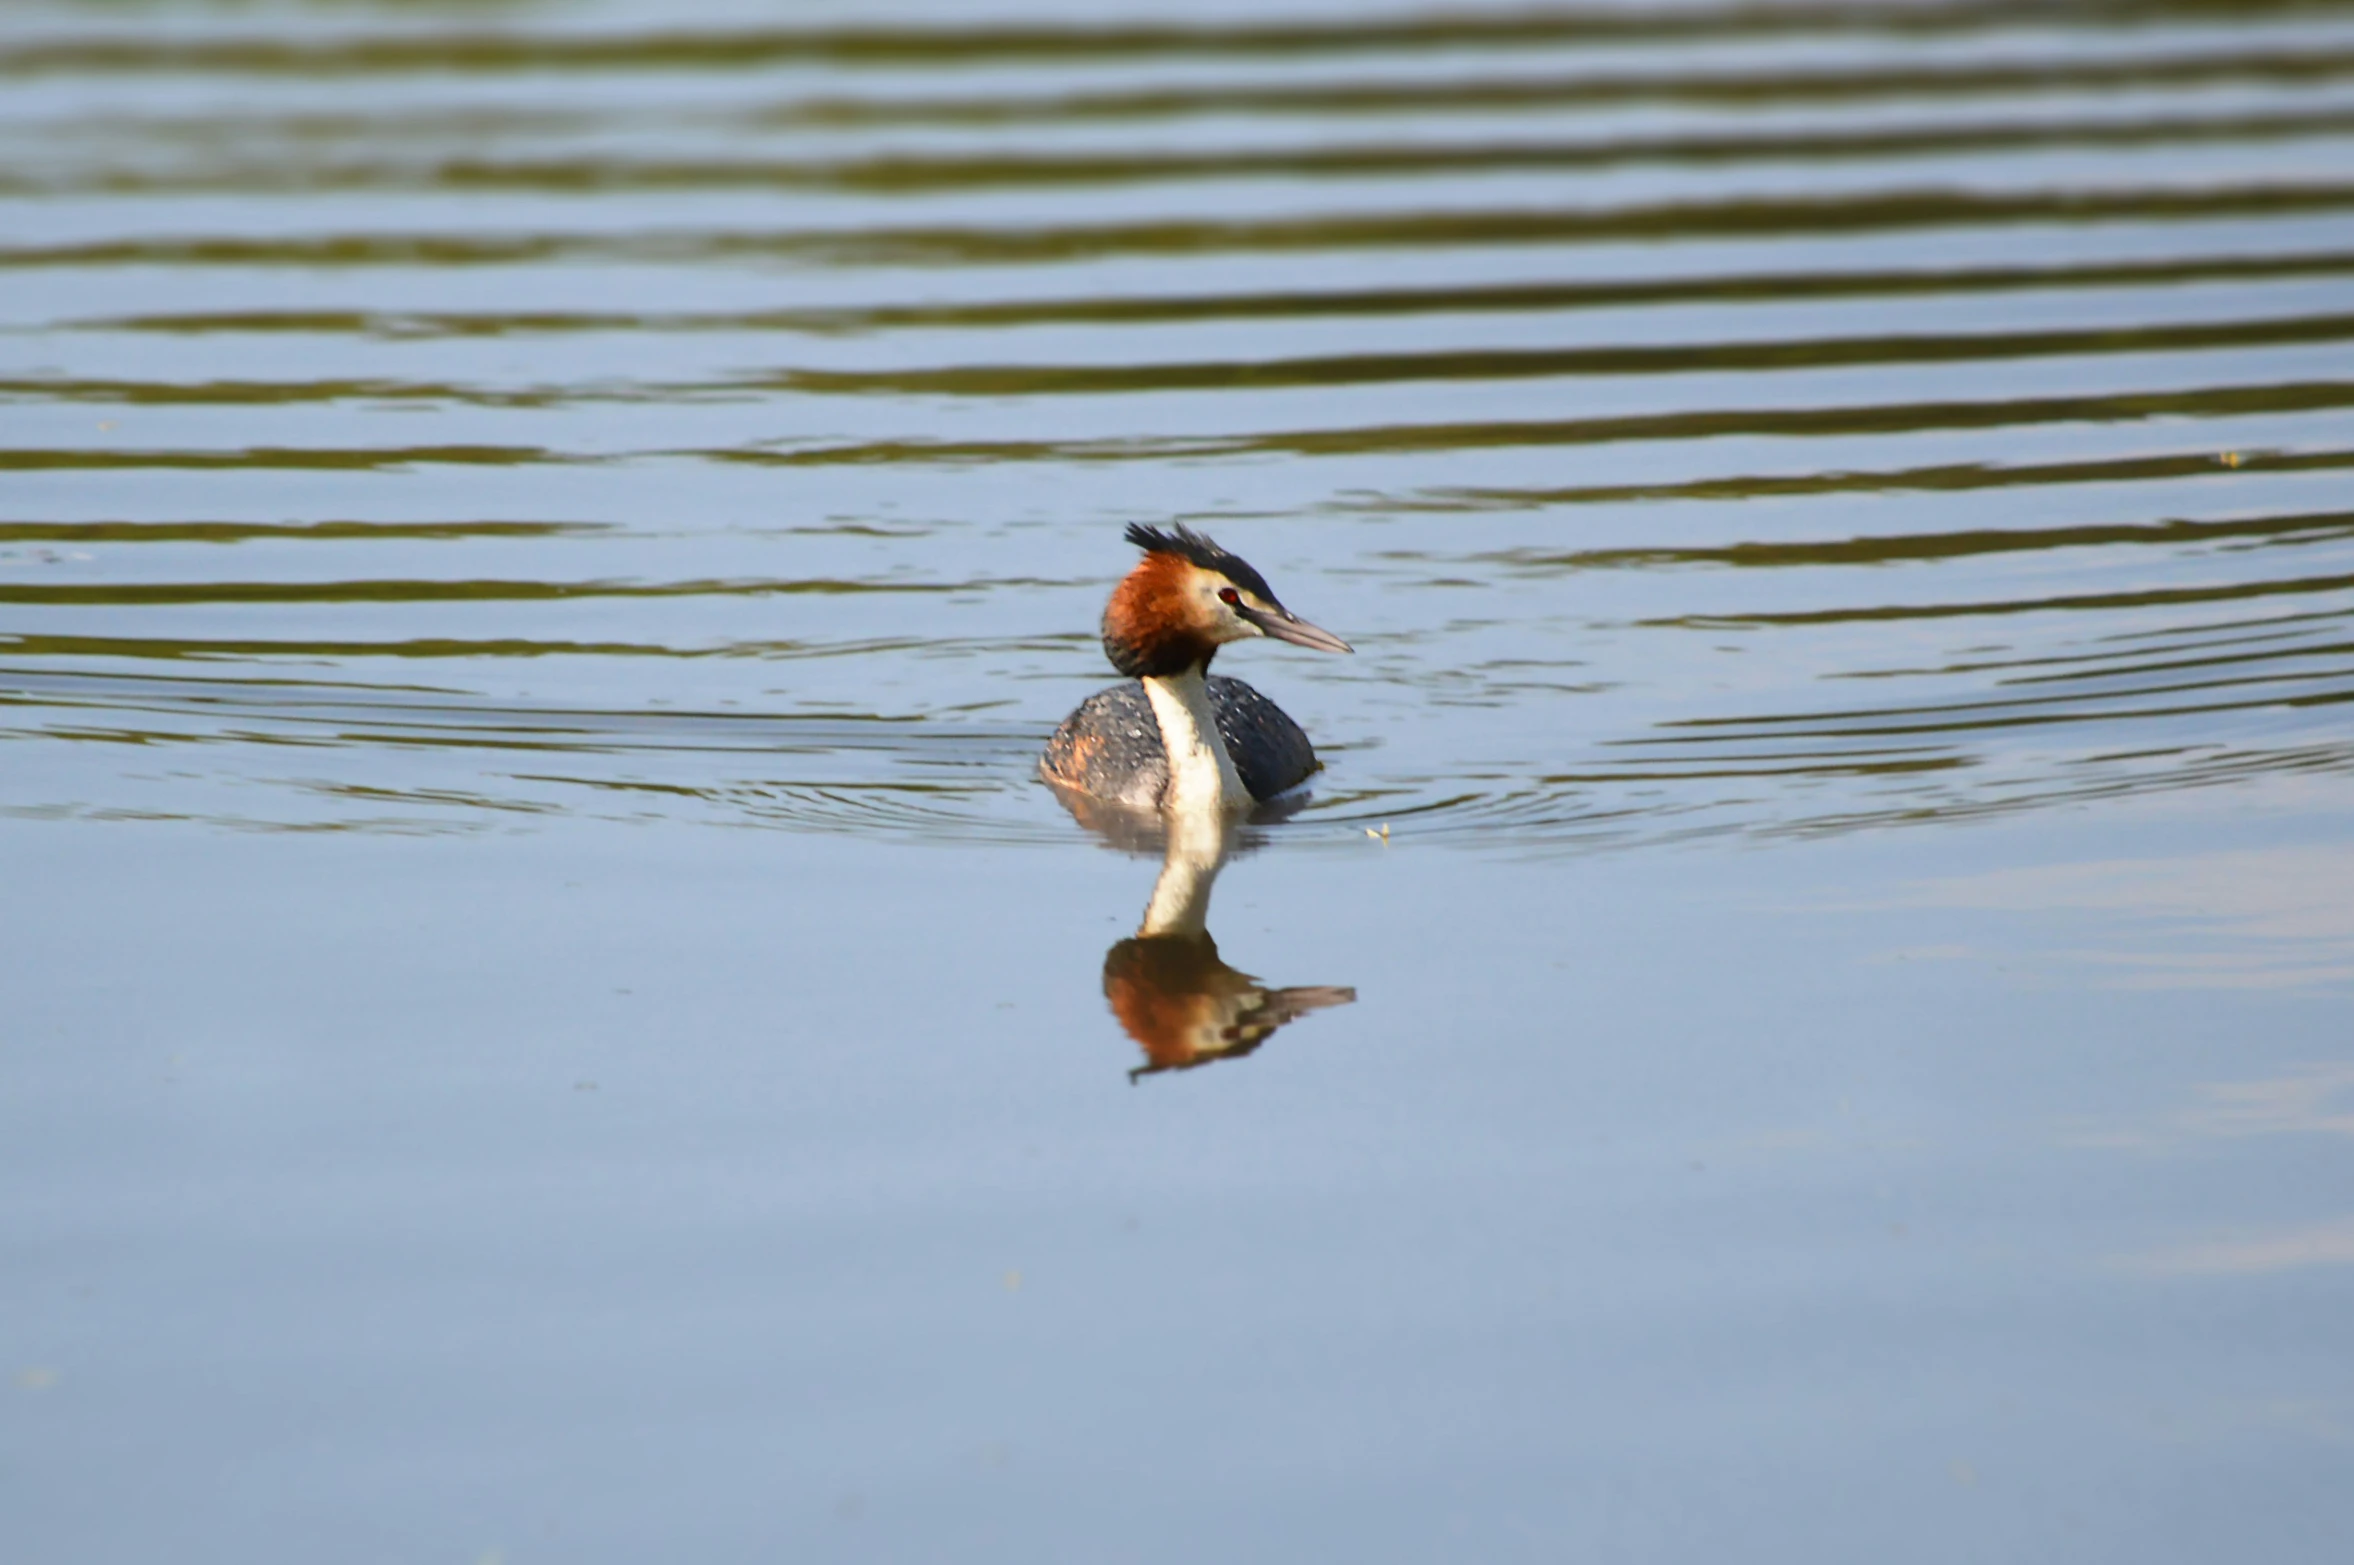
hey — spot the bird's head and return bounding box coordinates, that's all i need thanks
[1100,523,1352,678]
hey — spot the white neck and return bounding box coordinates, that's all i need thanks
[1143,665,1248,815]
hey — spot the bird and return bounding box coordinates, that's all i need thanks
[1040,523,1351,814]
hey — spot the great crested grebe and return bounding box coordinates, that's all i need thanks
[1041,523,1351,813]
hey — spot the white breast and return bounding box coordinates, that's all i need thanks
[1142,666,1248,814]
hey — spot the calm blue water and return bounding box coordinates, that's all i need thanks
[5,1,2352,1559]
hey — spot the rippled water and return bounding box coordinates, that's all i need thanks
[9,0,2353,846]
[6,2,2353,1559]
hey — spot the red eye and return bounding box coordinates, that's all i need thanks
[1218,587,1241,606]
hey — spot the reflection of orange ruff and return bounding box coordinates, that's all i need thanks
[1105,933,1355,1083]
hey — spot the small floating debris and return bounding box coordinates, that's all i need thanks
[2218,450,2244,468]
[1365,822,1390,843]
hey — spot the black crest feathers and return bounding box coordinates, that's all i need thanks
[1122,523,1278,604]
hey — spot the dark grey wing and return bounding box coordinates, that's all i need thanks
[1206,675,1319,799]
[1042,675,1320,806]
[1040,682,1168,809]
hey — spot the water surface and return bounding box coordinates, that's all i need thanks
[5,2,2352,1559]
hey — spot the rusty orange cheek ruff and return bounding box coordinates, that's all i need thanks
[1101,553,1222,679]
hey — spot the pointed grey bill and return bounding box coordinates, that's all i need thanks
[1245,605,1353,654]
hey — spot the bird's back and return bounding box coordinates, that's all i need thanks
[1041,675,1317,809]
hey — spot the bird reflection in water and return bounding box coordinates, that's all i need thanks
[1042,523,1357,1077]
[1083,807,1356,1081]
